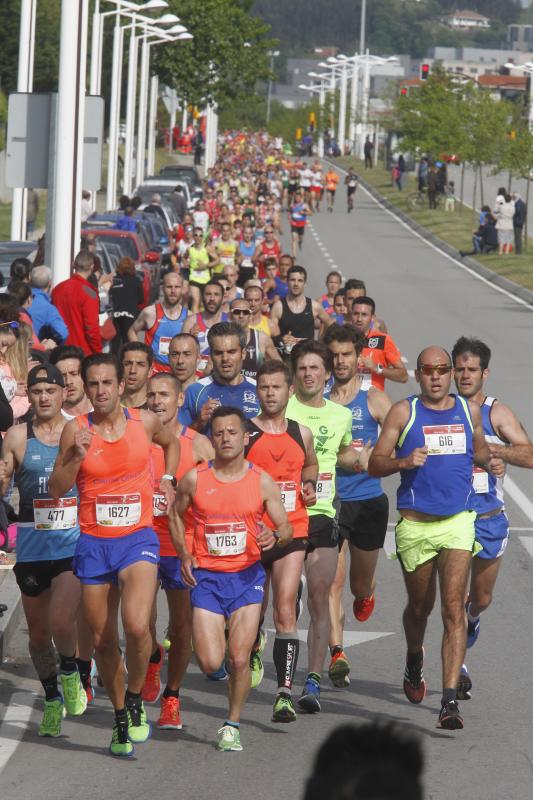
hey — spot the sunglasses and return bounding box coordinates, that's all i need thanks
[419,364,452,376]
[0,320,20,329]
[232,308,251,315]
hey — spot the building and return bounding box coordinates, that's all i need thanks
[508,24,533,52]
[442,10,491,30]
[425,46,533,79]
[398,73,527,103]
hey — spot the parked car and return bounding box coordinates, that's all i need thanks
[133,178,193,212]
[159,164,203,200]
[0,241,38,287]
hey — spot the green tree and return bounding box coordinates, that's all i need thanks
[0,0,61,95]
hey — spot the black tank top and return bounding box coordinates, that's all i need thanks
[242,329,262,380]
[279,296,315,340]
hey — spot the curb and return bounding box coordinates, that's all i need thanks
[0,570,22,663]
[327,159,533,308]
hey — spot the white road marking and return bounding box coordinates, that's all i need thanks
[519,537,533,560]
[384,530,396,559]
[266,628,394,647]
[504,477,533,523]
[0,692,36,774]
[510,527,533,532]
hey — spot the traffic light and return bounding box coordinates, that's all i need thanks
[420,63,430,80]
[400,87,408,96]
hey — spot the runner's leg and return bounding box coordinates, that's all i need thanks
[119,561,158,693]
[305,547,339,674]
[226,603,262,722]
[438,549,471,689]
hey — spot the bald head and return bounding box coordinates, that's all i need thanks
[416,346,451,370]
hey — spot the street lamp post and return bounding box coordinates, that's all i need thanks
[266,50,280,125]
[299,80,327,158]
[505,61,533,131]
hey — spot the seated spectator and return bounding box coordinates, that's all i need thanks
[114,206,137,232]
[460,213,498,258]
[28,266,69,344]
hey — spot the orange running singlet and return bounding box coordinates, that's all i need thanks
[76,408,154,538]
[152,426,198,556]
[190,462,264,572]
[245,420,309,539]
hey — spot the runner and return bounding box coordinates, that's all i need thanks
[351,296,407,390]
[452,336,533,697]
[286,340,364,713]
[344,167,359,213]
[120,342,152,409]
[215,222,238,276]
[237,225,258,287]
[229,298,280,381]
[176,406,292,751]
[310,164,323,212]
[222,263,244,304]
[245,360,318,721]
[323,325,392,688]
[180,321,260,432]
[270,265,333,355]
[263,253,291,309]
[168,333,201,390]
[187,227,218,312]
[128,273,189,372]
[2,364,86,737]
[146,373,214,728]
[244,284,271,336]
[183,281,228,377]
[368,346,493,730]
[325,168,340,212]
[49,353,180,756]
[318,271,343,316]
[50,345,92,419]
[255,226,281,278]
[289,192,312,258]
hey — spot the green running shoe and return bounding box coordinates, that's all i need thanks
[38,697,65,737]
[60,671,88,716]
[127,701,152,743]
[249,650,264,689]
[109,719,134,758]
[257,628,267,656]
[272,692,297,723]
[217,724,242,752]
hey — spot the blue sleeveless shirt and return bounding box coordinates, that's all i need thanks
[469,397,504,515]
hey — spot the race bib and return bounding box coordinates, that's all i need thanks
[316,472,333,501]
[242,257,253,267]
[423,425,466,456]
[205,521,247,556]
[158,337,171,356]
[153,493,168,517]
[351,439,364,452]
[197,356,209,374]
[96,493,141,527]
[473,467,489,494]
[33,497,78,530]
[277,481,297,513]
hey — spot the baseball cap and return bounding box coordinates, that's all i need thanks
[27,363,65,389]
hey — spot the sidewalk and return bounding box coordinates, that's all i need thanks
[0,556,21,663]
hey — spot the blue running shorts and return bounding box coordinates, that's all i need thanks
[474,510,509,560]
[190,561,265,618]
[73,527,160,585]
[159,555,188,591]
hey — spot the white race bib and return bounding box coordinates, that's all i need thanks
[197,357,209,374]
[351,439,364,452]
[316,472,333,501]
[153,493,168,517]
[277,481,297,513]
[473,467,489,494]
[33,497,78,530]
[158,337,171,356]
[423,425,466,456]
[96,493,141,527]
[205,521,247,556]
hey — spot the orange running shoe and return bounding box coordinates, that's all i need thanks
[328,650,350,688]
[142,644,164,704]
[157,695,182,730]
[353,593,375,622]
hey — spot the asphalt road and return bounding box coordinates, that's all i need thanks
[1,177,533,800]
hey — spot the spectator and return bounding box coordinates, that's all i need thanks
[494,192,515,256]
[460,212,498,257]
[512,191,527,255]
[28,265,69,344]
[193,129,203,166]
[171,185,187,222]
[417,157,428,191]
[9,257,32,284]
[51,250,102,355]
[4,320,32,421]
[303,723,424,800]
[114,206,137,232]
[363,135,374,168]
[444,180,455,212]
[427,163,438,209]
[109,256,144,354]
[81,190,92,222]
[396,155,406,190]
[0,296,29,422]
[144,193,168,225]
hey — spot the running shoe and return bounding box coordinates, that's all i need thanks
[250,650,264,689]
[403,651,426,704]
[83,659,97,706]
[437,700,464,730]
[127,701,151,743]
[467,615,480,649]
[256,628,267,656]
[456,664,472,701]
[328,650,350,688]
[157,695,182,730]
[297,679,321,713]
[163,629,171,651]
[353,593,375,622]
[296,575,307,622]
[142,644,165,704]
[60,671,88,716]
[38,697,65,737]
[206,664,228,681]
[217,724,243,752]
[272,693,297,723]
[109,719,134,758]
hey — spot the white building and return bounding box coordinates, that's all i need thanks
[442,10,491,30]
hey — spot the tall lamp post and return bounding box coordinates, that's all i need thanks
[266,50,280,125]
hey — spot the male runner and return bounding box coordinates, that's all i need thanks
[2,364,86,737]
[128,272,188,373]
[183,280,228,377]
[345,167,359,213]
[286,340,364,713]
[325,168,339,212]
[168,333,200,390]
[244,284,271,336]
[452,336,533,696]
[263,253,291,308]
[177,406,292,751]
[229,298,280,381]
[246,360,318,721]
[270,265,333,355]
[215,222,238,275]
[187,226,218,312]
[289,192,312,257]
[120,341,152,409]
[180,321,260,432]
[222,263,244,304]
[323,325,392,687]
[50,345,92,419]
[49,353,180,757]
[368,346,493,730]
[318,271,343,316]
[146,373,213,728]
[351,296,407,390]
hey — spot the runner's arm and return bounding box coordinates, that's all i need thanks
[175,469,198,587]
[300,424,318,506]
[359,353,408,384]
[260,333,282,361]
[143,410,181,493]
[368,401,417,477]
[127,306,152,341]
[269,301,282,338]
[312,300,334,329]
[0,425,24,496]
[488,403,533,468]
[192,432,215,463]
[368,386,393,426]
[49,421,91,498]
[260,471,293,547]
[469,401,494,470]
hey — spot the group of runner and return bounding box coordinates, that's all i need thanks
[7,129,533,758]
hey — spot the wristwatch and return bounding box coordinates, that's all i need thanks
[161,474,178,487]
[376,363,384,375]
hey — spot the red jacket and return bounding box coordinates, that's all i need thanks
[51,273,102,355]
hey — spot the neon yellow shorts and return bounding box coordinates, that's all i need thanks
[395,511,479,573]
